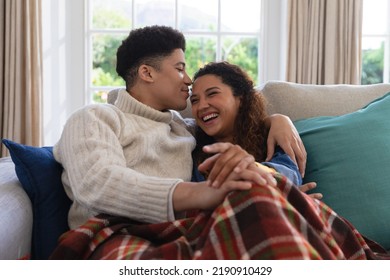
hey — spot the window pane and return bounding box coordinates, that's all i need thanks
[361,38,385,84]
[134,0,175,28]
[185,36,217,78]
[222,36,258,82]
[221,0,261,32]
[92,34,126,87]
[178,0,218,32]
[362,0,388,35]
[91,0,132,29]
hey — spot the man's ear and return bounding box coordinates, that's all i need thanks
[138,64,154,82]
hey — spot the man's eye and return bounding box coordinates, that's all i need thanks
[177,68,184,72]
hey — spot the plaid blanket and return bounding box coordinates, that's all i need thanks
[50,174,389,260]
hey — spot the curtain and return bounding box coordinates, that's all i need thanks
[0,0,42,157]
[286,0,363,85]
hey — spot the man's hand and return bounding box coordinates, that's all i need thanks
[173,163,276,212]
[266,114,307,177]
[173,179,251,212]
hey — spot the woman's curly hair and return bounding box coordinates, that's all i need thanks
[192,61,269,166]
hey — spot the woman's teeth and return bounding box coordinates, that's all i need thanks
[202,113,219,122]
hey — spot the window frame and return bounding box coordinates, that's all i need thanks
[361,0,390,84]
[42,0,287,145]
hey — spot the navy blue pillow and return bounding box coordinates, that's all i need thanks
[2,139,71,260]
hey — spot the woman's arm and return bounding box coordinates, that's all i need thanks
[265,114,307,177]
[262,147,302,186]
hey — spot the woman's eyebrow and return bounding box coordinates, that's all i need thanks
[191,86,221,96]
[205,86,220,92]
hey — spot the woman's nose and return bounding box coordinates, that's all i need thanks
[197,96,209,110]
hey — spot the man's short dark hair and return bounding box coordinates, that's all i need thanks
[116,25,186,88]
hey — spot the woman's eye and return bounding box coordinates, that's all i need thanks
[190,98,198,104]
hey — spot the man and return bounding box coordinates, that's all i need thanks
[54,25,306,229]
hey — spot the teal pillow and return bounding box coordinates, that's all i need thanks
[2,139,71,259]
[294,92,390,250]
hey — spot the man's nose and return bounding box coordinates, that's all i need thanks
[184,72,192,85]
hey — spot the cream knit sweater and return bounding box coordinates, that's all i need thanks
[54,89,196,229]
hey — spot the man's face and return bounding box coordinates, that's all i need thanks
[148,49,192,111]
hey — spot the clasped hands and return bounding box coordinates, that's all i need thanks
[199,143,322,200]
[173,142,321,214]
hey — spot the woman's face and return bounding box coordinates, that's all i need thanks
[190,74,241,143]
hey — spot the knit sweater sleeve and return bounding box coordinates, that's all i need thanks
[53,104,183,227]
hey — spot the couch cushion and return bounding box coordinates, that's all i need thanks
[260,81,390,121]
[1,139,71,259]
[294,92,390,250]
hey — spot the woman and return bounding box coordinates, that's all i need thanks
[190,61,320,197]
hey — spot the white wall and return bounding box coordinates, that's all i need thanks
[41,0,287,145]
[42,0,85,145]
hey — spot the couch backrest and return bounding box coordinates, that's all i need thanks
[108,81,390,121]
[259,81,390,121]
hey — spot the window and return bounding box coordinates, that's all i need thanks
[361,0,390,84]
[86,0,262,103]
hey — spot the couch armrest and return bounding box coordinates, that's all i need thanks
[0,157,32,259]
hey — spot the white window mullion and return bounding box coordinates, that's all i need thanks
[132,0,135,29]
[85,0,92,104]
[258,0,267,84]
[175,0,179,29]
[385,1,390,83]
[216,0,222,61]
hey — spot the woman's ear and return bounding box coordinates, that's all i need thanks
[138,64,154,82]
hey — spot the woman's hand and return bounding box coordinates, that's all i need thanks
[299,182,323,199]
[265,114,307,177]
[197,143,255,187]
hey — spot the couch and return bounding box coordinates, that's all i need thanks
[1,80,390,260]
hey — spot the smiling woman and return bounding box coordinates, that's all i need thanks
[190,76,242,143]
[190,61,303,186]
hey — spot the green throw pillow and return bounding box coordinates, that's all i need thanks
[294,92,390,250]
